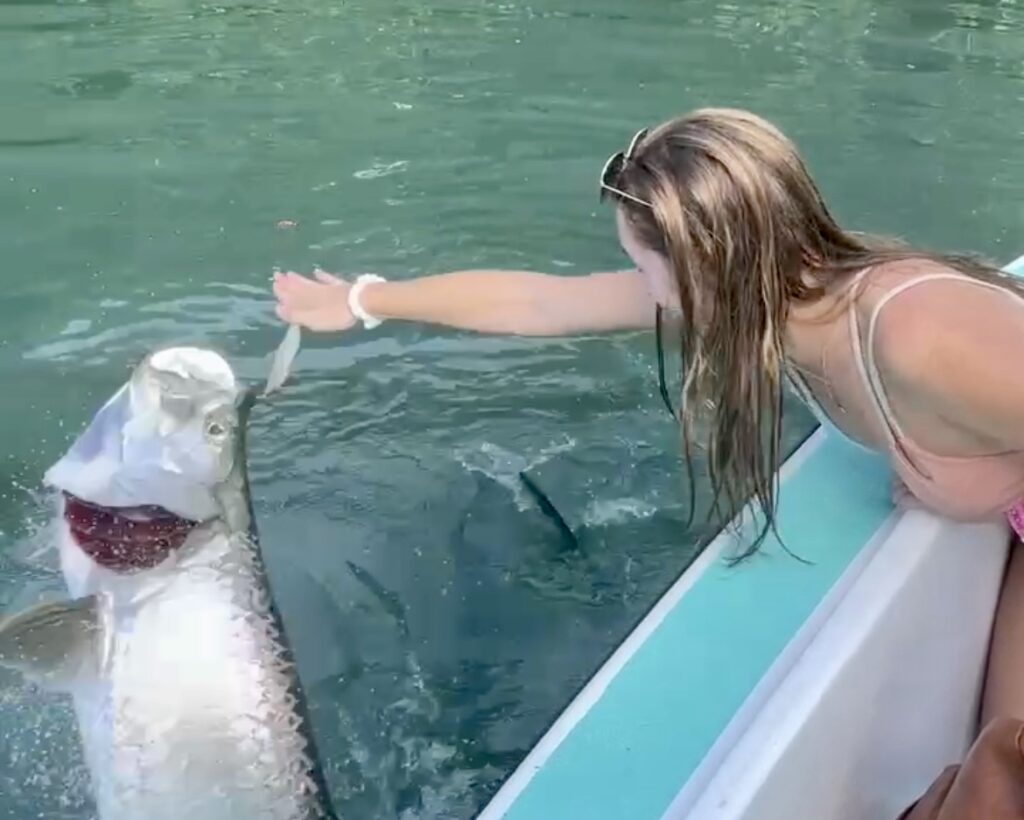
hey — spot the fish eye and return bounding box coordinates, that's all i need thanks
[206,421,226,438]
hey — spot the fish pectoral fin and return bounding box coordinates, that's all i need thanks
[0,595,103,689]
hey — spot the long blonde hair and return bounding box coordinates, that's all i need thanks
[605,107,1016,557]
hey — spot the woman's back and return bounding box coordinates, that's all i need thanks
[791,258,1024,521]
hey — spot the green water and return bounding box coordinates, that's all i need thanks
[1,0,1023,816]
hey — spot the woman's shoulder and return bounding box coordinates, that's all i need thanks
[864,256,1024,405]
[855,255,1022,323]
[856,255,963,297]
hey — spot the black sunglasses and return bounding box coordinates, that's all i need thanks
[599,128,653,208]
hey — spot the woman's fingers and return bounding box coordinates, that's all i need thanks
[313,268,346,286]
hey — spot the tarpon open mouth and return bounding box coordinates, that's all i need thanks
[0,329,342,819]
[62,491,198,573]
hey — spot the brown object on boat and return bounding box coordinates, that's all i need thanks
[898,717,1024,820]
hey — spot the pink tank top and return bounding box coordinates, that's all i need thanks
[789,264,1024,534]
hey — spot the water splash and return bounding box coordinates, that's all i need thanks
[454,437,575,510]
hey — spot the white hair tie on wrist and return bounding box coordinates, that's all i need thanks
[348,274,386,329]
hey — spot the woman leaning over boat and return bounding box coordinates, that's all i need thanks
[273,108,1024,816]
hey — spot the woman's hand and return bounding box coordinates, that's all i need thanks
[272,269,356,332]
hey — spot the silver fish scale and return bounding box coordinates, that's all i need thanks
[74,522,333,820]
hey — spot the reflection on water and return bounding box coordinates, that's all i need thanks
[1,0,1023,816]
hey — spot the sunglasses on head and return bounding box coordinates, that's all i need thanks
[599,128,653,209]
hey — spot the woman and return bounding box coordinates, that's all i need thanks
[273,108,1024,813]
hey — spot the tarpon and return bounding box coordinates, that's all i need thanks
[0,329,339,819]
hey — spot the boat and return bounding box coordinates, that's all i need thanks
[477,253,1024,820]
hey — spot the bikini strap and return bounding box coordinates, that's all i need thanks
[849,271,1024,456]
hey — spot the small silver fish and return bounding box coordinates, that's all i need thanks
[265,324,302,397]
[0,344,336,820]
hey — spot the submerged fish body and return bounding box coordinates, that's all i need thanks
[0,344,335,819]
